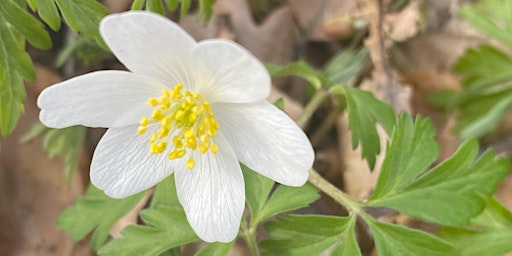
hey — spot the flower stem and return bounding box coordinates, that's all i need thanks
[296,89,329,129]
[297,89,364,214]
[308,169,363,214]
[241,216,260,256]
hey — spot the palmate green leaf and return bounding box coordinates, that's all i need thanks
[0,15,34,136]
[266,61,324,89]
[0,0,51,49]
[438,227,512,256]
[254,183,319,224]
[456,88,512,139]
[453,45,512,90]
[194,241,234,256]
[99,206,199,256]
[438,197,512,256]
[260,215,360,256]
[368,219,457,256]
[242,164,319,225]
[369,115,510,226]
[100,174,200,256]
[369,114,437,199]
[57,184,146,251]
[34,0,61,31]
[459,0,512,48]
[54,0,108,49]
[342,86,396,169]
[449,45,512,138]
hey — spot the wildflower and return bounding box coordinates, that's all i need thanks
[37,11,314,242]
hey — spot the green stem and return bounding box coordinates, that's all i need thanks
[308,169,363,214]
[241,216,260,256]
[297,89,364,214]
[296,89,329,129]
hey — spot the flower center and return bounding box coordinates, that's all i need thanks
[137,83,219,169]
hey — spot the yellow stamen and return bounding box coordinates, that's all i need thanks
[137,83,219,170]
[186,158,195,169]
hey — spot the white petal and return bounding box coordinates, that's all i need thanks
[214,101,313,186]
[174,134,244,242]
[37,71,166,129]
[91,125,177,198]
[192,39,270,103]
[100,11,196,89]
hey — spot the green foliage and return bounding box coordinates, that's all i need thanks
[22,123,85,181]
[449,45,512,138]
[0,0,49,136]
[195,241,235,256]
[242,165,320,226]
[260,215,360,256]
[57,184,146,251]
[53,0,109,49]
[99,175,199,256]
[99,206,199,256]
[438,197,512,256]
[459,0,512,48]
[430,0,512,139]
[131,0,217,22]
[266,50,393,170]
[266,61,324,89]
[342,86,396,169]
[368,219,457,256]
[32,0,61,31]
[369,114,510,226]
[322,48,369,85]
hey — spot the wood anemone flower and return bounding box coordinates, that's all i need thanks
[37,11,314,243]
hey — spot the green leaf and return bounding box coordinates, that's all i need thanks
[57,184,145,251]
[437,227,512,256]
[343,86,397,169]
[40,125,85,181]
[0,15,34,136]
[459,0,512,48]
[266,61,323,89]
[449,45,512,138]
[369,133,510,226]
[242,164,274,221]
[27,0,37,10]
[131,0,146,10]
[368,219,457,256]
[147,0,165,15]
[471,197,512,228]
[164,0,179,11]
[255,183,320,224]
[180,0,192,19]
[99,206,199,256]
[198,0,216,22]
[457,90,512,139]
[322,48,369,85]
[437,197,512,256]
[55,0,109,49]
[0,0,52,49]
[150,174,180,208]
[369,114,437,199]
[453,45,512,90]
[195,241,234,256]
[36,0,61,31]
[329,223,361,256]
[261,215,359,256]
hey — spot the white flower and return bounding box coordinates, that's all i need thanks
[37,11,314,242]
